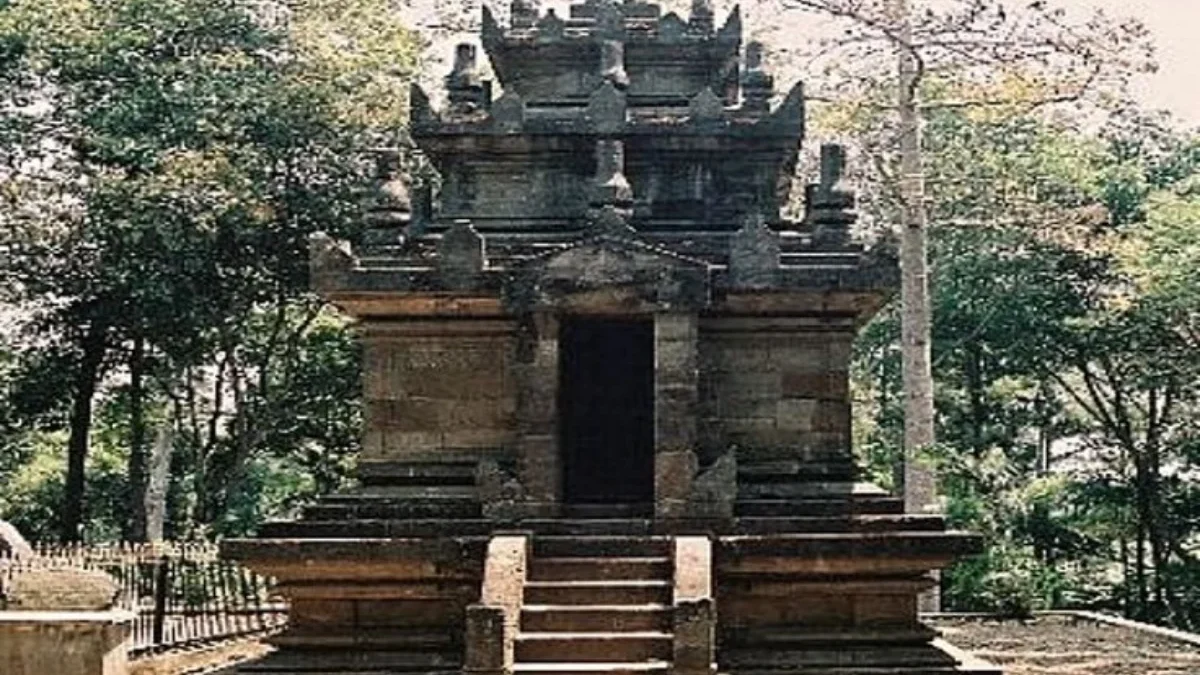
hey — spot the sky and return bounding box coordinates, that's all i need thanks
[415,0,1200,127]
[1077,0,1200,126]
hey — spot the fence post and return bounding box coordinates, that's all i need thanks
[151,555,170,647]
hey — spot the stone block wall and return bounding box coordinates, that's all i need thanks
[360,320,519,466]
[697,317,854,463]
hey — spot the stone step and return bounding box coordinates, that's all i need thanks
[524,581,672,606]
[355,485,479,499]
[522,519,655,536]
[306,497,482,520]
[358,461,478,487]
[533,536,673,559]
[521,605,673,632]
[236,649,460,672]
[732,515,945,535]
[512,661,670,675]
[515,632,673,663]
[258,518,493,538]
[561,503,654,519]
[722,626,939,646]
[529,557,672,581]
[721,645,960,669]
[738,482,890,500]
[736,497,905,517]
[738,460,859,482]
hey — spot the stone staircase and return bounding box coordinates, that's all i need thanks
[514,536,676,675]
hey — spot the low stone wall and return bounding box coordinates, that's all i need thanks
[0,610,134,675]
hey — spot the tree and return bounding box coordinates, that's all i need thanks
[771,0,1152,536]
[0,0,417,541]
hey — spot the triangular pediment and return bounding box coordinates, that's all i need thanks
[506,234,711,312]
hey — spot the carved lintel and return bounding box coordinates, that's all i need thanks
[438,219,487,290]
[729,211,780,289]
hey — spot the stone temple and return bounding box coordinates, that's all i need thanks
[223,0,998,673]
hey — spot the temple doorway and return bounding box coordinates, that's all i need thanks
[559,317,655,504]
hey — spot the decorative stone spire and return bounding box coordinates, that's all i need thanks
[438,219,486,290]
[689,0,714,35]
[729,211,780,288]
[803,143,857,246]
[587,139,635,235]
[595,0,626,39]
[511,0,539,29]
[591,139,633,206]
[741,41,773,113]
[536,9,565,42]
[364,148,412,231]
[600,40,630,90]
[445,43,485,112]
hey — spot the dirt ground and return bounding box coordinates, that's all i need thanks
[130,638,274,675]
[934,614,1200,675]
[129,616,1200,675]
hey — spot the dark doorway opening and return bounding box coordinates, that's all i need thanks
[559,317,655,504]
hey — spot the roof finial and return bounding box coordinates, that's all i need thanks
[445,43,485,112]
[803,143,856,247]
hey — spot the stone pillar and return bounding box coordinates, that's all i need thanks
[654,313,700,519]
[515,313,561,513]
[671,536,715,675]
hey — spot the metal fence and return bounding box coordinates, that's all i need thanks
[0,542,287,653]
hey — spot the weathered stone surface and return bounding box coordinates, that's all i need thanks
[438,219,486,290]
[3,569,119,611]
[0,520,32,559]
[729,212,780,289]
[0,611,133,675]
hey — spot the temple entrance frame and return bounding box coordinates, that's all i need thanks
[514,309,703,517]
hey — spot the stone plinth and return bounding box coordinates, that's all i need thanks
[221,538,486,673]
[0,610,134,675]
[715,530,995,673]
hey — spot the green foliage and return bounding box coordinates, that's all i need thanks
[0,0,416,541]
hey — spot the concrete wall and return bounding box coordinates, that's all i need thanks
[697,317,854,463]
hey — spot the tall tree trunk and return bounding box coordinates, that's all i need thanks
[61,323,107,543]
[125,334,149,541]
[895,0,938,611]
[896,0,936,512]
[144,421,174,542]
[965,341,985,456]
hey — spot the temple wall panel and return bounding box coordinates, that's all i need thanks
[697,319,854,463]
[360,325,519,464]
